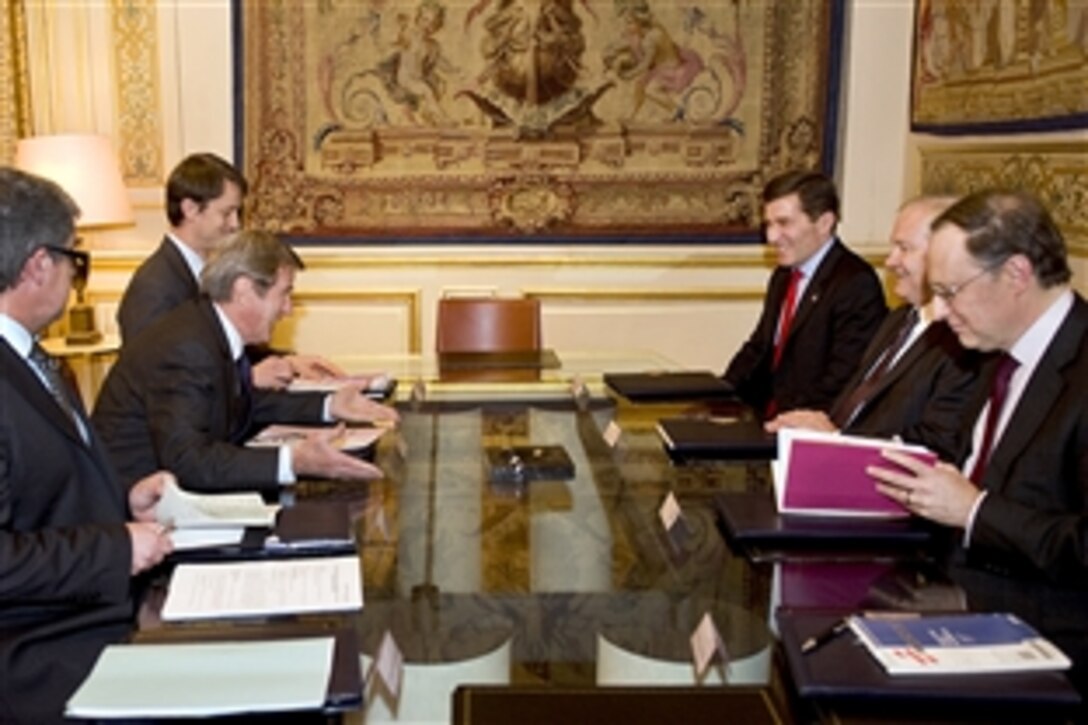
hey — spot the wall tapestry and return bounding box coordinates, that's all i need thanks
[236,0,842,242]
[912,0,1088,134]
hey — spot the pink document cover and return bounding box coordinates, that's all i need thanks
[781,436,937,517]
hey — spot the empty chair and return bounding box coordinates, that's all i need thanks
[435,297,541,354]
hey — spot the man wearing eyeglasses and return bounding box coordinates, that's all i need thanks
[868,190,1088,696]
[116,153,344,388]
[0,167,174,722]
[766,196,986,462]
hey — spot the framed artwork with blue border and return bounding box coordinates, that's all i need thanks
[234,0,844,244]
[911,0,1088,135]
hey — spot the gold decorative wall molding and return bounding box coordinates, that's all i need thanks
[919,143,1088,257]
[110,0,162,185]
[0,0,32,163]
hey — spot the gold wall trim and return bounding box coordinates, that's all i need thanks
[919,143,1088,254]
[525,288,767,303]
[111,0,162,186]
[88,288,422,353]
[1,0,33,163]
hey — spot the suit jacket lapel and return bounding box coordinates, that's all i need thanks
[864,312,934,400]
[0,341,123,507]
[983,297,1087,492]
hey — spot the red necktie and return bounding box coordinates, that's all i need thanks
[773,269,803,369]
[969,353,1019,485]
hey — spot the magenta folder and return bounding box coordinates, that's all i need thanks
[774,430,937,518]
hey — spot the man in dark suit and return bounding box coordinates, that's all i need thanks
[767,197,985,462]
[0,167,173,723]
[870,190,1088,696]
[724,170,886,416]
[95,230,399,492]
[116,153,343,387]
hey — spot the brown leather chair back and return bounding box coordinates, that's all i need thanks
[435,297,542,353]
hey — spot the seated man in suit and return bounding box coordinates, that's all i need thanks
[116,152,343,388]
[94,230,399,492]
[0,167,173,723]
[767,196,986,462]
[724,170,886,416]
[868,190,1088,696]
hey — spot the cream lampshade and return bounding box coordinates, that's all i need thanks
[15,133,133,227]
[15,134,133,343]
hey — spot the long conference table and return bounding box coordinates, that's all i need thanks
[134,351,1078,724]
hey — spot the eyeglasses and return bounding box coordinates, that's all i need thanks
[930,262,1003,304]
[43,243,90,287]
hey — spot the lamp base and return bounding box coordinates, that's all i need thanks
[65,305,102,346]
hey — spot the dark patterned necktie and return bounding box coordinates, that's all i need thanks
[969,352,1020,485]
[830,308,920,428]
[29,343,86,441]
[230,354,255,444]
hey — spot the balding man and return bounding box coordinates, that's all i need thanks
[768,196,985,462]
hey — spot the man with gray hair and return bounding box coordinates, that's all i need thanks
[94,229,399,492]
[1,167,173,722]
[869,190,1088,696]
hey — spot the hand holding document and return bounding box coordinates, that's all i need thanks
[162,556,363,621]
[773,428,937,517]
[155,479,279,551]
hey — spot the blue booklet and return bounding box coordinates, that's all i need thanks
[848,613,1071,675]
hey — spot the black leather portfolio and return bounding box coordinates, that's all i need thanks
[714,491,932,551]
[453,685,782,725]
[485,445,575,484]
[604,371,737,401]
[657,417,776,461]
[778,611,1081,714]
[169,500,355,562]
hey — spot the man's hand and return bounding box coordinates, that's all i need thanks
[866,449,982,528]
[329,383,400,424]
[291,425,385,480]
[764,409,838,433]
[128,471,174,523]
[126,521,173,574]
[252,356,296,390]
[287,354,346,381]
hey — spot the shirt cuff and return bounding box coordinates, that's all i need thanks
[962,490,988,547]
[277,445,297,485]
[322,394,334,422]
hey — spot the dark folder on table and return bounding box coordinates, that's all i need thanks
[777,610,1081,712]
[604,371,737,401]
[714,491,932,551]
[170,500,355,562]
[657,417,776,461]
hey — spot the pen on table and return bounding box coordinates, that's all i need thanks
[801,618,850,655]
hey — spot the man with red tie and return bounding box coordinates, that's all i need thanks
[723,170,886,416]
[766,196,985,463]
[869,190,1088,697]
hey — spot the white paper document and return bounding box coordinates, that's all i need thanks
[156,479,279,528]
[66,637,334,718]
[170,527,246,551]
[162,556,364,621]
[247,424,385,452]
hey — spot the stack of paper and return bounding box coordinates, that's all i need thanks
[772,428,936,517]
[847,613,1072,675]
[247,424,385,452]
[66,638,334,718]
[161,555,364,621]
[157,480,279,551]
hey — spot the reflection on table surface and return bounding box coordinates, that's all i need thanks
[331,349,684,400]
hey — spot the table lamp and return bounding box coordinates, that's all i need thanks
[15,133,133,344]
